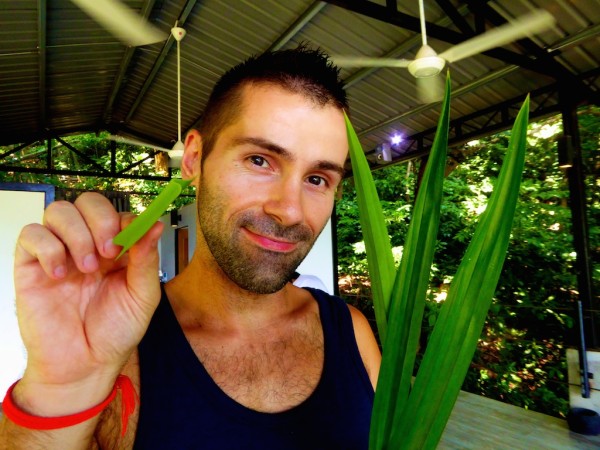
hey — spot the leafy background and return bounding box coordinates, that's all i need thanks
[0,131,196,212]
[337,105,599,419]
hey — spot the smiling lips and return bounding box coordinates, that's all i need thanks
[242,227,299,252]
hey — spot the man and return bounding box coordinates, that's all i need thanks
[0,45,381,449]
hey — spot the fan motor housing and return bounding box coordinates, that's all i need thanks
[408,56,446,78]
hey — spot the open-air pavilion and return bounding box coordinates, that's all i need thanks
[0,1,599,447]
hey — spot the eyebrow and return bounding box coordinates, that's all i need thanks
[232,136,346,178]
[313,160,346,179]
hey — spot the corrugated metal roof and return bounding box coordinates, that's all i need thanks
[0,0,599,171]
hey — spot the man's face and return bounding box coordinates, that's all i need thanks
[196,84,348,294]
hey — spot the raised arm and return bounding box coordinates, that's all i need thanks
[0,193,163,449]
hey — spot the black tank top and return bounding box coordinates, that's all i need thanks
[133,287,374,449]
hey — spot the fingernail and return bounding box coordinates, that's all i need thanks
[104,239,118,255]
[83,253,98,271]
[53,265,66,279]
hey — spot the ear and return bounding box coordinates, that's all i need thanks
[181,129,202,187]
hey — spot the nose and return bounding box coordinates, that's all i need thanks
[263,176,305,226]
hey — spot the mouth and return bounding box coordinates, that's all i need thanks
[241,227,299,253]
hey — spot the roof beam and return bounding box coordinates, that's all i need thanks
[54,135,110,174]
[0,141,36,162]
[0,132,169,181]
[357,65,520,138]
[464,0,594,101]
[103,0,159,123]
[118,150,160,174]
[355,65,600,173]
[322,0,569,78]
[191,0,327,132]
[124,0,199,124]
[38,0,47,131]
[322,0,462,40]
[343,4,470,89]
[268,1,326,52]
[0,165,170,182]
[433,0,473,34]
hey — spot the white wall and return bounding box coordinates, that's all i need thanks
[159,202,197,281]
[296,219,335,294]
[0,190,47,394]
[159,203,335,292]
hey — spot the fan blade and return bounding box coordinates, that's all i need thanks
[108,135,171,153]
[332,56,411,68]
[439,9,555,64]
[416,75,444,104]
[70,0,167,46]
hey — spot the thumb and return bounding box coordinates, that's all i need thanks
[124,220,165,310]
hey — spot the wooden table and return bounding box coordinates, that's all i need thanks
[440,390,600,449]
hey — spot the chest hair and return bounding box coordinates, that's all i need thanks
[190,312,324,413]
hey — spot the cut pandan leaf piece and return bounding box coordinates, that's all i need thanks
[113,178,192,258]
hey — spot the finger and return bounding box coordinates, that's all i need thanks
[119,211,137,228]
[43,200,99,274]
[74,192,123,259]
[15,223,68,280]
[114,211,156,257]
[126,220,164,308]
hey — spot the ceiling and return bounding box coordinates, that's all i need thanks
[1,0,599,174]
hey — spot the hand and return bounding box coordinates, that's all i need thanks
[12,193,163,413]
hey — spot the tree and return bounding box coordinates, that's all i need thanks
[0,132,195,212]
[337,105,599,418]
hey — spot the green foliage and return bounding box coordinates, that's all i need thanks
[337,165,416,274]
[0,132,196,213]
[337,105,600,420]
[349,79,532,449]
[346,112,397,341]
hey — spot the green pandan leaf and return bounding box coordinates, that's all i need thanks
[389,96,530,450]
[345,111,396,343]
[369,72,451,450]
[113,178,192,258]
[359,70,529,449]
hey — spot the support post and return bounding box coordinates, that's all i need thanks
[560,95,597,399]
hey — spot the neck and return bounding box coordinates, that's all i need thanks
[165,250,301,333]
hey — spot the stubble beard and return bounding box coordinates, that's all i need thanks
[197,180,318,294]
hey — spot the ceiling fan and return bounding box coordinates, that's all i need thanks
[333,0,555,103]
[107,25,186,168]
[70,0,186,167]
[70,0,166,46]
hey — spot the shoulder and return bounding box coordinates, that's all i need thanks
[309,288,381,390]
[347,304,381,390]
[347,304,373,335]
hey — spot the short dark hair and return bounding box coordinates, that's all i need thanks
[197,43,347,161]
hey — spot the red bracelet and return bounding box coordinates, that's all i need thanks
[2,375,138,437]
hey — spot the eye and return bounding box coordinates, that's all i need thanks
[307,175,327,187]
[249,155,269,168]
